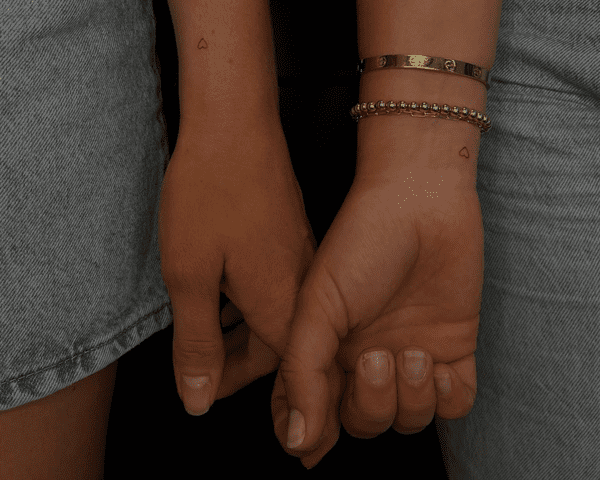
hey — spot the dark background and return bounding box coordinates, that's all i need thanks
[105,1,448,477]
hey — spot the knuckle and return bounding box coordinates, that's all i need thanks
[393,412,434,433]
[341,410,381,440]
[437,385,476,420]
[176,337,222,359]
[392,421,425,434]
[278,348,307,379]
[355,396,393,423]
[341,392,394,438]
[437,401,473,421]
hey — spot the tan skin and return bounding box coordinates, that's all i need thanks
[268,152,482,467]
[159,115,482,469]
[161,1,483,467]
[0,361,118,480]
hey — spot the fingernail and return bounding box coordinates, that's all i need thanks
[434,372,451,395]
[403,350,426,382]
[363,350,390,386]
[182,375,211,416]
[287,409,305,449]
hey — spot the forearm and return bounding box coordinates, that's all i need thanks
[167,0,281,144]
[356,0,503,179]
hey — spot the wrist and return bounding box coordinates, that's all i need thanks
[177,110,283,147]
[356,69,483,182]
[171,120,289,176]
[359,68,488,119]
[356,109,480,184]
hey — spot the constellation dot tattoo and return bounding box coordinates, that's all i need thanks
[397,173,444,208]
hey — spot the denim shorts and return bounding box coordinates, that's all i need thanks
[0,0,173,410]
[434,0,600,478]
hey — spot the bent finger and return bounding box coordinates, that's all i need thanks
[433,353,477,420]
[392,348,437,434]
[215,323,281,401]
[340,348,397,439]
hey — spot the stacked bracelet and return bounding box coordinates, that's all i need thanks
[350,100,491,134]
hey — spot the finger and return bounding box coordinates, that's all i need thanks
[277,272,345,453]
[168,262,226,417]
[272,361,345,469]
[299,370,343,471]
[215,322,281,401]
[392,347,437,434]
[219,300,244,331]
[211,300,282,401]
[220,301,246,356]
[340,348,397,439]
[433,353,477,420]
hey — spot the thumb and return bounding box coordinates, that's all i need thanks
[170,279,225,417]
[278,261,345,452]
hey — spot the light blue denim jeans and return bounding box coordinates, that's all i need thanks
[435,1,600,478]
[0,0,173,410]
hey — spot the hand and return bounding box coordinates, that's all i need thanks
[158,126,317,415]
[271,165,483,469]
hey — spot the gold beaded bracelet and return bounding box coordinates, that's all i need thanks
[350,100,491,134]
